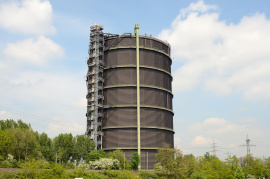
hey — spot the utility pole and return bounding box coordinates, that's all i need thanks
[240,135,256,167]
[211,140,218,157]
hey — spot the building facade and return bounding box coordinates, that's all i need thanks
[86,24,174,169]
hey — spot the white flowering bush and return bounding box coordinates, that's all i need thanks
[89,158,120,170]
[77,163,90,169]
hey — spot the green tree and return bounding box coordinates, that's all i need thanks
[108,149,128,169]
[0,119,31,130]
[53,133,75,163]
[175,153,196,178]
[10,128,40,161]
[74,134,95,162]
[36,132,54,162]
[0,129,16,159]
[235,166,245,179]
[226,155,239,171]
[130,152,140,170]
[86,149,106,163]
[155,143,175,177]
[194,153,234,179]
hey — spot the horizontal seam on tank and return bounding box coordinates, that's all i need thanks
[103,84,173,95]
[104,46,171,59]
[103,105,174,114]
[102,147,159,151]
[104,65,172,77]
[102,126,175,133]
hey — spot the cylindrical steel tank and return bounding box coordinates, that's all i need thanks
[102,35,174,169]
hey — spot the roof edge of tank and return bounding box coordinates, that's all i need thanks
[104,33,171,47]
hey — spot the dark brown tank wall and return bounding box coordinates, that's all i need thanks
[104,68,172,90]
[103,108,173,129]
[104,49,171,73]
[103,36,173,169]
[103,128,173,148]
[103,88,172,109]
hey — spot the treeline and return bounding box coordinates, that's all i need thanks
[1,119,270,179]
[155,144,270,178]
[0,119,95,167]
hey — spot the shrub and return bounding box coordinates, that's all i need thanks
[117,170,138,179]
[50,164,66,178]
[139,171,160,179]
[103,170,137,179]
[64,162,75,169]
[190,171,207,179]
[89,158,120,170]
[130,152,140,170]
[86,149,107,162]
[154,162,162,171]
[108,149,129,169]
[18,158,42,178]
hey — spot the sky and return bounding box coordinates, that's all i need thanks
[0,0,270,160]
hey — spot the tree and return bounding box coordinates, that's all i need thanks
[86,150,106,163]
[175,153,196,178]
[6,128,40,162]
[0,119,31,130]
[193,153,234,179]
[130,152,140,170]
[0,129,16,159]
[108,149,128,169]
[155,143,176,177]
[226,155,239,171]
[53,133,75,163]
[235,166,245,179]
[73,134,95,162]
[36,132,54,162]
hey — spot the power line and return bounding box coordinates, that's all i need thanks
[211,140,218,157]
[240,134,256,156]
[0,105,85,131]
[240,134,256,168]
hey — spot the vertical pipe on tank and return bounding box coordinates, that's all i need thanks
[134,24,141,170]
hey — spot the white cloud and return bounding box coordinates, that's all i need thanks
[188,117,246,134]
[0,69,87,137]
[0,0,55,35]
[191,135,212,146]
[185,117,270,158]
[47,117,85,137]
[159,0,270,101]
[180,0,217,17]
[72,97,87,108]
[4,36,64,66]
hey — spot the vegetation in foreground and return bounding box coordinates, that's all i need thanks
[1,119,270,178]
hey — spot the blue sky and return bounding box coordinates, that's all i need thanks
[0,0,270,160]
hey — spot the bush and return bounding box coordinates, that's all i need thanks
[89,158,120,170]
[190,171,207,179]
[64,162,75,169]
[139,171,160,179]
[86,150,107,162]
[50,164,66,178]
[154,162,162,171]
[0,171,19,179]
[108,149,129,170]
[18,158,43,178]
[103,170,137,179]
[117,170,138,179]
[130,152,140,170]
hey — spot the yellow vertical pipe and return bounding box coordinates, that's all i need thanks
[134,24,141,170]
